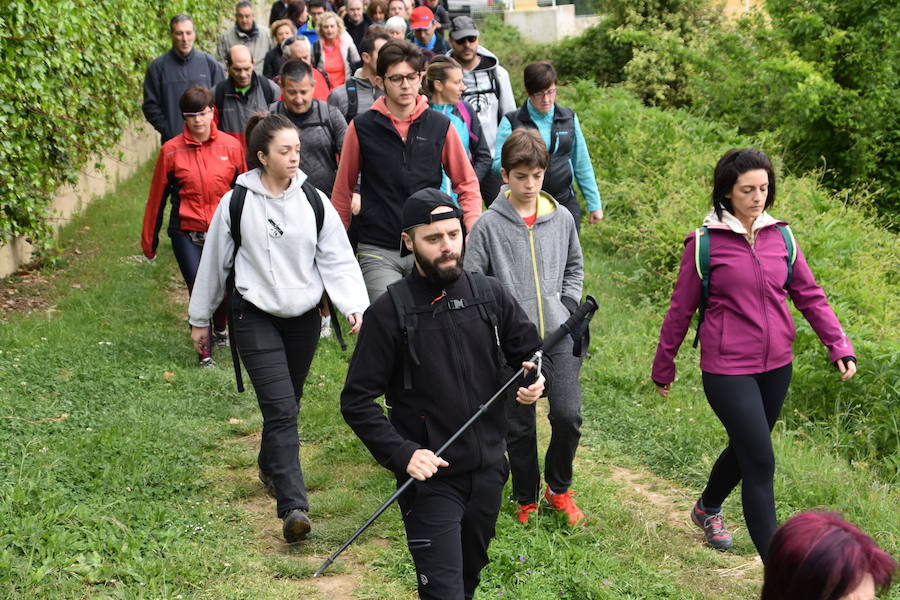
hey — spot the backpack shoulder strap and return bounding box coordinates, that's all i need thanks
[312,40,322,69]
[261,77,276,105]
[776,224,797,288]
[346,77,358,121]
[387,278,421,390]
[214,80,226,111]
[300,179,325,235]
[456,100,479,145]
[229,185,248,254]
[227,184,249,393]
[692,226,710,349]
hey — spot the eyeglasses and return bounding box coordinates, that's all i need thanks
[384,72,421,85]
[182,108,213,119]
[453,35,477,44]
[529,88,557,100]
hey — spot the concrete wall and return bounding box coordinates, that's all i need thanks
[0,120,159,278]
[504,4,578,43]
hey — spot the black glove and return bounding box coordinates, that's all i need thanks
[836,356,857,370]
[562,296,591,357]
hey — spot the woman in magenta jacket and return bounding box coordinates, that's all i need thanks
[651,148,856,562]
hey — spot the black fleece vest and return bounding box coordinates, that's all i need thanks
[505,104,576,206]
[354,108,449,249]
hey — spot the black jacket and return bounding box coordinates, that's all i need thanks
[341,269,552,478]
[354,107,449,249]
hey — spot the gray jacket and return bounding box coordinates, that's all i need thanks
[217,24,273,75]
[269,99,347,196]
[327,71,383,123]
[466,187,583,338]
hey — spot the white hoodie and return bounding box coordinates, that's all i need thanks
[188,169,368,327]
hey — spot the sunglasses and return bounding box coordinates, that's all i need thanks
[453,36,477,44]
[182,108,213,119]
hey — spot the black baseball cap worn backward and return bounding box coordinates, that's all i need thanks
[400,188,463,256]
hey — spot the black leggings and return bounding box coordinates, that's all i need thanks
[700,363,792,561]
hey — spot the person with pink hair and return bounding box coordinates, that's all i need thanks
[761,512,896,600]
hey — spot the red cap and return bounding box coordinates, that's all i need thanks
[410,6,434,29]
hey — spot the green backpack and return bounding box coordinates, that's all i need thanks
[692,224,797,348]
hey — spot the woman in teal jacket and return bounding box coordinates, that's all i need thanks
[493,61,602,230]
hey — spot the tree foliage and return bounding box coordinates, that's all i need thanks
[0,0,227,246]
[553,0,900,219]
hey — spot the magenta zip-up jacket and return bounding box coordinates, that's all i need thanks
[652,220,854,384]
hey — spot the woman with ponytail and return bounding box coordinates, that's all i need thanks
[188,113,368,543]
[424,55,491,201]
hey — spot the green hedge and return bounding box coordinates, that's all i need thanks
[480,19,898,473]
[571,81,899,474]
[0,0,228,247]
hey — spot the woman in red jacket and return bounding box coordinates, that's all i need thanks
[141,85,247,367]
[651,148,856,562]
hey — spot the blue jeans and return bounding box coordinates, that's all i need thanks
[170,230,227,358]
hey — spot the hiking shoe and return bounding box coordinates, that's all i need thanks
[213,330,229,347]
[199,357,216,369]
[690,501,733,550]
[545,486,586,526]
[258,470,276,498]
[516,502,539,524]
[282,509,311,543]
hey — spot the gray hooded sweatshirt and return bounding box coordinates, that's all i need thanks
[188,169,368,327]
[466,187,583,338]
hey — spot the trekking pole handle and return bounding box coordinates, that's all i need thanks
[541,295,599,351]
[313,295,598,577]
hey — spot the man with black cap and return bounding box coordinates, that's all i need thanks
[341,188,551,600]
[447,15,515,205]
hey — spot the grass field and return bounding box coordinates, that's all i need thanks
[0,160,897,599]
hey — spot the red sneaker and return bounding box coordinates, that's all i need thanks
[516,503,539,524]
[544,486,585,526]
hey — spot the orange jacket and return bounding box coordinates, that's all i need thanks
[141,121,246,259]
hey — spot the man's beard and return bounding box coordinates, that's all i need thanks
[414,246,465,287]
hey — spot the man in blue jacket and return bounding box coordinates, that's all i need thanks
[142,14,224,143]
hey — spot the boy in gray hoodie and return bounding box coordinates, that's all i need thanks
[466,129,587,526]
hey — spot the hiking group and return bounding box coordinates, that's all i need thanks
[137,2,892,599]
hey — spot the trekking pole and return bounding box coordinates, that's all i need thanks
[313,296,599,577]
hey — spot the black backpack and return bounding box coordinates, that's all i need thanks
[386,271,502,391]
[345,77,359,123]
[226,181,345,392]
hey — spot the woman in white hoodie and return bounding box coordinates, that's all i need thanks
[188,113,368,543]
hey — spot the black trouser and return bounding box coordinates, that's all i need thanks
[398,460,509,600]
[700,363,792,561]
[170,230,227,357]
[556,192,581,235]
[506,338,583,504]
[232,296,320,518]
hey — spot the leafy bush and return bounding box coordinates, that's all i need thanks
[490,0,899,220]
[0,0,227,246]
[566,81,899,472]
